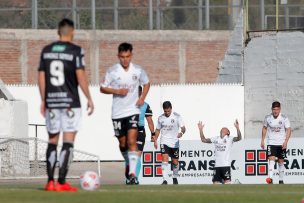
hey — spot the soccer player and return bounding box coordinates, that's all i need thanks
[261,101,291,184]
[38,18,94,192]
[197,120,241,184]
[100,42,150,185]
[154,101,186,185]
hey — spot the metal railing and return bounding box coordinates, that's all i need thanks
[0,0,243,30]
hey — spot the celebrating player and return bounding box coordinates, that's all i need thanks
[197,120,241,184]
[261,101,291,184]
[38,18,94,192]
[154,101,186,185]
[100,42,150,185]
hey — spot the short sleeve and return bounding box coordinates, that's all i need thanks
[139,69,149,85]
[210,137,217,143]
[178,115,185,128]
[263,116,268,128]
[100,70,113,88]
[145,104,153,117]
[156,117,162,130]
[75,48,85,69]
[38,51,45,71]
[284,117,291,128]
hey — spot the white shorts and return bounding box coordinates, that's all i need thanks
[45,108,82,134]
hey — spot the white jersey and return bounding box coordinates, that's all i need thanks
[100,63,149,119]
[156,112,185,148]
[263,113,291,145]
[210,135,234,167]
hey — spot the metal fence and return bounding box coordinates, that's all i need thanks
[0,0,303,31]
[0,0,243,30]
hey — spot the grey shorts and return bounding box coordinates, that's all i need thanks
[45,108,82,134]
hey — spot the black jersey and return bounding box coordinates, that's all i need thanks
[38,41,85,109]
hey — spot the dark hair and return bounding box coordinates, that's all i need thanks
[118,42,133,53]
[58,18,74,36]
[272,101,281,108]
[163,101,172,109]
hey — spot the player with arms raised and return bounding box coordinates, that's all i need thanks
[261,101,291,184]
[197,120,241,184]
[38,18,94,192]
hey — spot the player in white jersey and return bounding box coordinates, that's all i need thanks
[261,101,291,184]
[154,101,186,185]
[197,120,241,184]
[100,42,150,185]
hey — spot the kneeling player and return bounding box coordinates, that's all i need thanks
[197,120,241,184]
[154,101,186,185]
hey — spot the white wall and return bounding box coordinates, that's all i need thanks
[7,84,244,160]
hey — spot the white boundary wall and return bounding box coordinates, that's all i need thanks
[7,84,244,160]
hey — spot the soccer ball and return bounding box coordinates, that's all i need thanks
[80,171,100,191]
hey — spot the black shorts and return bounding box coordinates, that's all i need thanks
[267,145,287,160]
[213,167,231,183]
[112,114,139,138]
[160,144,179,159]
[137,127,146,151]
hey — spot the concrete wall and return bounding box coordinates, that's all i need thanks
[244,31,304,138]
[0,30,229,85]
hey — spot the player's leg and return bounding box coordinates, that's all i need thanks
[56,108,81,192]
[161,144,170,184]
[44,109,61,191]
[277,146,287,184]
[126,115,139,184]
[171,147,179,185]
[112,118,129,183]
[135,127,146,177]
[117,135,129,184]
[212,167,222,184]
[223,167,232,184]
[266,145,275,184]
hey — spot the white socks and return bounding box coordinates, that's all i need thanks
[268,160,275,179]
[128,151,138,176]
[161,162,169,181]
[172,164,179,178]
[278,163,285,181]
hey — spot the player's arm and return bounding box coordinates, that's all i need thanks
[38,71,46,117]
[100,86,128,96]
[153,128,160,149]
[233,119,242,142]
[76,69,94,115]
[177,126,186,138]
[282,118,291,150]
[136,82,150,106]
[197,121,212,143]
[146,116,155,141]
[261,126,267,149]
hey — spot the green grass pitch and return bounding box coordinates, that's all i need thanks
[0,184,303,203]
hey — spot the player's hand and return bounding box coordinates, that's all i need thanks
[197,121,205,131]
[136,97,144,106]
[234,119,239,129]
[154,140,158,149]
[282,141,288,150]
[177,132,183,138]
[261,141,265,149]
[40,102,46,117]
[87,99,94,116]
[117,88,128,96]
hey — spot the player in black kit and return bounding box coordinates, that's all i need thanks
[38,18,94,192]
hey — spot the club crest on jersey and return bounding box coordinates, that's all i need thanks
[279,121,282,125]
[171,119,175,123]
[132,74,138,81]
